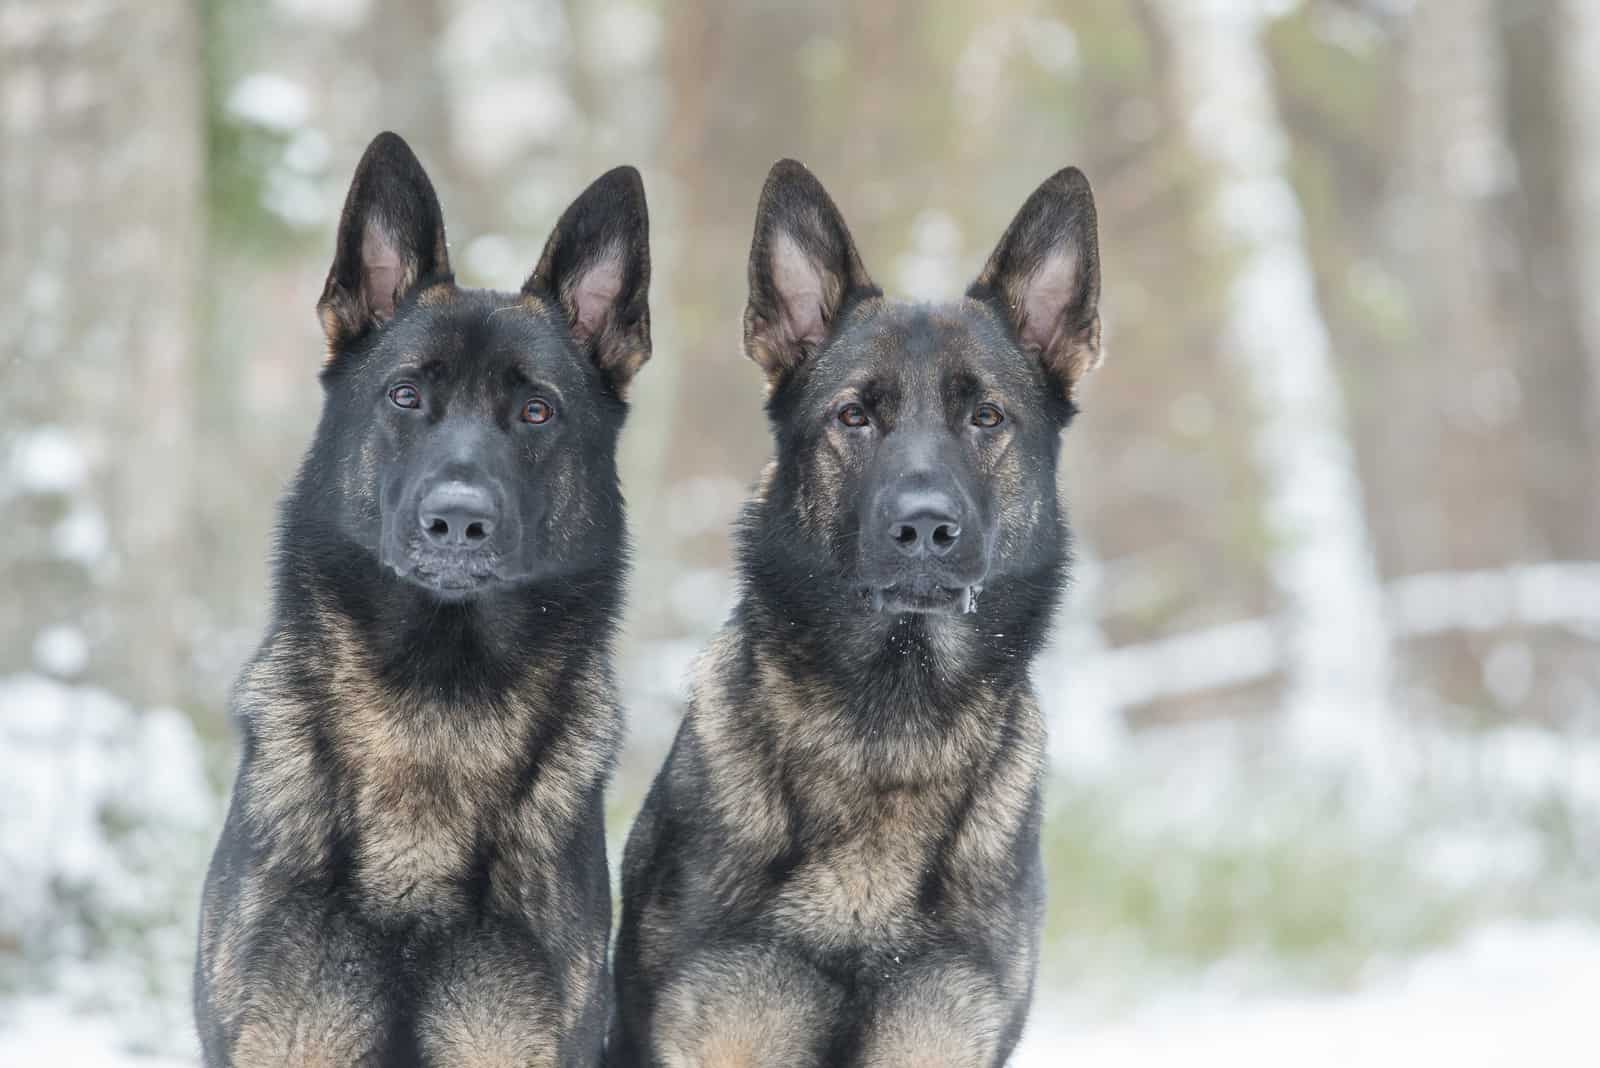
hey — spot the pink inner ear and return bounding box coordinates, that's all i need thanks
[361,220,406,321]
[771,232,828,347]
[570,254,625,341]
[1018,249,1080,355]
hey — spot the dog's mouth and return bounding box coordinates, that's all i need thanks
[866,580,984,616]
[387,548,509,601]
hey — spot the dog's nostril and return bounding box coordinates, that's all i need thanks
[427,517,449,537]
[892,524,918,546]
[931,523,959,548]
[464,521,488,541]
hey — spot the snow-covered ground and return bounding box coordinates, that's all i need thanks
[2,920,1597,1066]
[1017,921,1600,1066]
[5,672,1599,1066]
[0,997,193,1068]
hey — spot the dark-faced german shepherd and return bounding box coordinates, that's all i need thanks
[195,132,651,1067]
[610,160,1101,1067]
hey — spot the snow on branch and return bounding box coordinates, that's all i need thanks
[1075,562,1600,711]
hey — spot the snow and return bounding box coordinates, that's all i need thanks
[0,998,193,1068]
[2,668,1593,1066]
[0,675,216,1057]
[1043,545,1128,775]
[1014,922,1600,1067]
[6,425,89,495]
[1388,562,1600,638]
[3,921,1595,1066]
[53,503,110,566]
[224,73,310,132]
[0,677,209,915]
[31,624,88,678]
[1039,560,1600,713]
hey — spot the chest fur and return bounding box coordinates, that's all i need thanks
[772,786,951,946]
[243,681,534,922]
[342,700,529,917]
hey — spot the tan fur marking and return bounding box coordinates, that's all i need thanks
[230,921,389,1067]
[857,961,1005,1068]
[751,460,778,505]
[234,593,615,923]
[198,876,269,1031]
[771,782,943,946]
[654,950,839,1068]
[416,282,456,307]
[319,301,351,366]
[691,642,1035,953]
[690,634,789,856]
[315,606,534,917]
[238,635,340,878]
[416,963,558,1068]
[794,437,844,544]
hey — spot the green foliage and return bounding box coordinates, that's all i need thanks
[1039,761,1594,991]
[1266,8,1388,143]
[203,0,303,256]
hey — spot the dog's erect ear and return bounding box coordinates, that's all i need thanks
[969,167,1102,399]
[524,166,651,394]
[743,160,879,384]
[318,132,451,357]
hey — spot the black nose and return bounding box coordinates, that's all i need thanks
[418,481,498,548]
[887,490,962,558]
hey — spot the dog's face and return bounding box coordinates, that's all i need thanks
[745,161,1101,617]
[312,133,650,601]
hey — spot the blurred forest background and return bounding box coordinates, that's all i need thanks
[3,0,1600,1061]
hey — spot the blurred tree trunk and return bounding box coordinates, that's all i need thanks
[1500,3,1600,559]
[659,0,824,475]
[1556,0,1600,528]
[1,0,202,706]
[643,0,836,641]
[369,0,458,212]
[1385,0,1528,711]
[1150,0,1395,769]
[563,0,674,652]
[1395,0,1526,571]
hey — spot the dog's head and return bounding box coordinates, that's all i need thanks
[308,132,650,601]
[743,160,1101,618]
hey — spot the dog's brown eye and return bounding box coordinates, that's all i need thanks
[972,403,1004,428]
[521,398,555,425]
[838,403,869,428]
[389,384,421,410]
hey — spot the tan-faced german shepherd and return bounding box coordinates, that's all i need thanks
[611,160,1102,1066]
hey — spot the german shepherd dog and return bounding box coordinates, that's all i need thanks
[611,161,1102,1066]
[608,163,1100,1061]
[195,132,651,1067]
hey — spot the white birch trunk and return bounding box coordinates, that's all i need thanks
[1156,0,1395,771]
